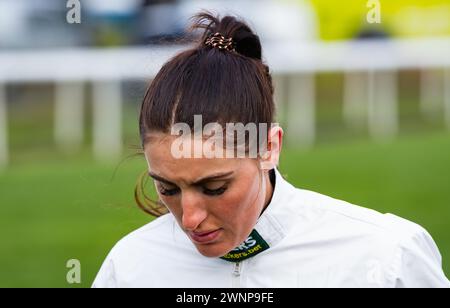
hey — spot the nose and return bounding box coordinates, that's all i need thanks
[181,191,207,231]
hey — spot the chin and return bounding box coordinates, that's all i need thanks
[194,243,231,258]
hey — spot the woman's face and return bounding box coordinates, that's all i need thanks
[144,133,274,258]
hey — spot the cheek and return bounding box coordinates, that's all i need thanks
[213,178,261,223]
[159,196,181,218]
[153,187,181,218]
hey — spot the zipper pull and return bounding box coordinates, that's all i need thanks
[233,262,241,277]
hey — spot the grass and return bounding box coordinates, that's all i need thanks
[1,131,450,287]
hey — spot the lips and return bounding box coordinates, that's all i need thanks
[189,229,222,244]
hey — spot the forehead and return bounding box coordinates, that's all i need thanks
[144,133,249,183]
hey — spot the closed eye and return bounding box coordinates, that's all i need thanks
[158,185,180,196]
[203,185,228,196]
[157,184,227,197]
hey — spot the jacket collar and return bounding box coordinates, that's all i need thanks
[253,167,299,248]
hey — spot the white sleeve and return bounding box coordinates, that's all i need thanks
[92,257,118,288]
[391,225,450,288]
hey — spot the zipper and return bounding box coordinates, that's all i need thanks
[232,262,242,288]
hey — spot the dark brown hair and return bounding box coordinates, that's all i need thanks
[135,11,276,217]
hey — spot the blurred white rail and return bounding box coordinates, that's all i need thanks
[446,70,450,130]
[1,38,449,81]
[0,38,449,167]
[54,81,84,153]
[0,83,7,169]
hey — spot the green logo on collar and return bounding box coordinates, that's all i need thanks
[220,229,270,262]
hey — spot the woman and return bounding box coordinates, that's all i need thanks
[93,12,450,288]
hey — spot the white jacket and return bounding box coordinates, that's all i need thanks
[93,168,450,288]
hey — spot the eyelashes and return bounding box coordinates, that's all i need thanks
[158,184,228,197]
[158,186,180,196]
[203,186,228,196]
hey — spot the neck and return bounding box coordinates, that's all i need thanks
[260,169,275,216]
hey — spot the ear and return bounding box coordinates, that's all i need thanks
[260,125,284,170]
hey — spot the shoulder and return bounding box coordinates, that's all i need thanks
[92,214,192,288]
[294,188,424,240]
[288,188,449,287]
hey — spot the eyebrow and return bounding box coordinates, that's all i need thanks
[148,171,234,186]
